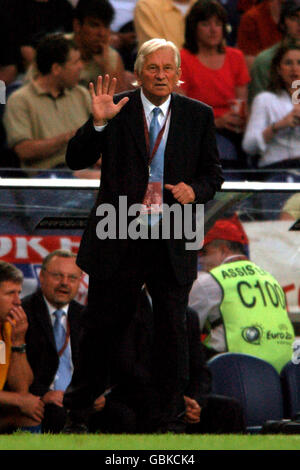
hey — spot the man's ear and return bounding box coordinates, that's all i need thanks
[51,62,62,76]
[134,70,142,86]
[39,269,44,287]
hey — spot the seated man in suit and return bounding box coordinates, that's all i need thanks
[22,249,85,433]
[23,249,136,433]
[0,261,44,433]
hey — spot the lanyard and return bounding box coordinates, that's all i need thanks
[143,105,171,167]
[58,318,70,357]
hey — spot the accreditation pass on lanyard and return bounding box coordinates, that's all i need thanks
[140,181,163,215]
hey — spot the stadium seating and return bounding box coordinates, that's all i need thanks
[207,352,284,433]
[280,361,300,419]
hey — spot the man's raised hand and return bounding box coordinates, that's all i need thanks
[90,74,129,126]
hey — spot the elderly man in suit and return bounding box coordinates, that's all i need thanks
[63,38,223,433]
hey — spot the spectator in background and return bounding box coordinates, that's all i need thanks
[180,0,250,171]
[0,261,44,433]
[188,216,295,374]
[249,0,300,104]
[70,0,134,91]
[109,0,138,72]
[134,0,196,49]
[242,42,300,172]
[23,249,138,434]
[237,0,283,70]
[0,0,74,77]
[3,34,91,172]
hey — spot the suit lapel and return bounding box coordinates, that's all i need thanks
[34,291,57,351]
[126,89,148,165]
[164,93,181,173]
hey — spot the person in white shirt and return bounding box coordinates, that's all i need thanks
[243,41,300,171]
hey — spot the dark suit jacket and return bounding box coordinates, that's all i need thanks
[66,89,224,285]
[22,289,84,397]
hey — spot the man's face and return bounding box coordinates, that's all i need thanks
[136,47,181,105]
[199,242,225,272]
[39,256,82,309]
[74,17,110,54]
[58,48,83,88]
[0,281,22,323]
[285,11,300,40]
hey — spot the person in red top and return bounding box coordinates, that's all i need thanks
[237,0,283,70]
[180,0,250,172]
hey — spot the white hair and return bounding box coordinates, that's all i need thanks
[133,38,182,86]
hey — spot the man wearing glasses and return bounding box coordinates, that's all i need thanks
[21,249,85,433]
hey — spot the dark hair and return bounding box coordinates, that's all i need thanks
[0,261,23,285]
[279,0,300,34]
[268,40,300,93]
[36,33,78,75]
[74,0,115,27]
[184,0,228,54]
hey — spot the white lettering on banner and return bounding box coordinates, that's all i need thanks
[15,237,29,259]
[0,235,81,263]
[26,238,49,258]
[60,237,80,252]
[0,237,12,257]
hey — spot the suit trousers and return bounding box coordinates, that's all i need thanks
[64,237,193,427]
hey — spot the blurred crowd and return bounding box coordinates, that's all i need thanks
[1,0,300,181]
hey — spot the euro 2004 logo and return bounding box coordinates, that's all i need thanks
[241,325,263,345]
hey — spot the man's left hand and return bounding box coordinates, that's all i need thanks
[165,182,195,204]
[184,396,201,424]
[93,395,106,412]
[7,306,28,345]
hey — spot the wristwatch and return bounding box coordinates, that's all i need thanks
[11,344,26,353]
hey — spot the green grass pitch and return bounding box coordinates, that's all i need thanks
[0,433,300,450]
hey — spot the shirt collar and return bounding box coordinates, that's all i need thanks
[162,0,195,12]
[31,79,69,99]
[43,295,69,317]
[140,89,171,121]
